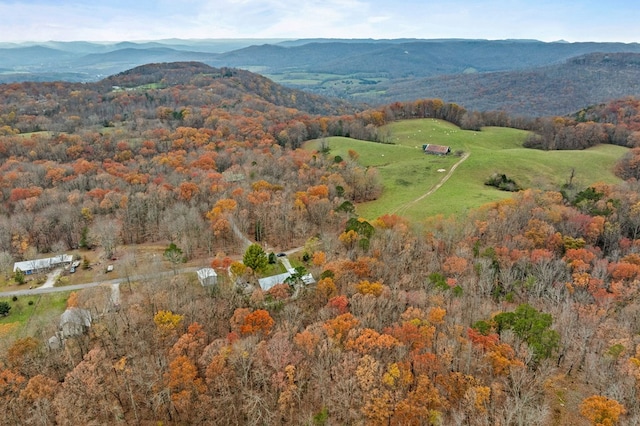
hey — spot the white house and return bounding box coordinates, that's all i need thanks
[13,254,73,275]
[258,271,315,291]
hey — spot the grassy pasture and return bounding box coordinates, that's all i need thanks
[0,292,69,338]
[306,119,627,221]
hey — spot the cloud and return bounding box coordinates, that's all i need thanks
[0,0,638,42]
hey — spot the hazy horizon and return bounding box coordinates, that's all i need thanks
[0,0,638,44]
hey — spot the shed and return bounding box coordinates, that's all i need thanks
[59,307,92,338]
[422,144,451,155]
[197,267,218,287]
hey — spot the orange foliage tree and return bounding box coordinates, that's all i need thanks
[579,395,625,425]
[240,309,275,336]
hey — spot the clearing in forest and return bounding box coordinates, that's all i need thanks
[305,119,627,221]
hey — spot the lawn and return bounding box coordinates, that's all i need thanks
[0,292,70,338]
[305,119,627,221]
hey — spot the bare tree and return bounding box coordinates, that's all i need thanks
[90,218,120,259]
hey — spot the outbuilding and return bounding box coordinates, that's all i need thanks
[197,267,218,287]
[422,144,451,155]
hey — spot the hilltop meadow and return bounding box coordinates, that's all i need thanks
[306,119,627,221]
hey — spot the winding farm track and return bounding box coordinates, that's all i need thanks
[392,152,470,215]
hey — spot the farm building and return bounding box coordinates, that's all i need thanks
[422,144,451,155]
[197,267,218,287]
[13,254,73,275]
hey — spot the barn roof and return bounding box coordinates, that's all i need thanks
[423,144,451,154]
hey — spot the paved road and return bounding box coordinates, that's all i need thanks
[0,267,200,298]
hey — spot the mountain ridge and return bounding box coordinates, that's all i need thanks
[3,38,640,116]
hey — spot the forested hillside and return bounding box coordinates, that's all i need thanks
[0,64,639,424]
[3,39,640,117]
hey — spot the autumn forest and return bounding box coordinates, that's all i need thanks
[1,61,640,425]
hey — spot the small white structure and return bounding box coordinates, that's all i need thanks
[13,254,73,275]
[197,267,218,287]
[59,308,92,338]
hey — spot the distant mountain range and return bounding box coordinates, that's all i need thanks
[2,38,640,116]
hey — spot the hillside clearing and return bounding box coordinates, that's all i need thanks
[305,119,627,221]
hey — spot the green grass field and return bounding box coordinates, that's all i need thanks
[0,292,70,338]
[306,119,627,222]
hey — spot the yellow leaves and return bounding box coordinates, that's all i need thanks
[338,229,358,247]
[355,280,384,297]
[580,395,626,426]
[229,261,247,279]
[80,206,93,222]
[382,362,413,390]
[381,363,401,387]
[315,277,337,300]
[206,198,237,220]
[154,310,184,335]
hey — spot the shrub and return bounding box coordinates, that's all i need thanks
[0,301,10,316]
[485,173,521,192]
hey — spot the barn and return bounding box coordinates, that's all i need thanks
[422,144,451,155]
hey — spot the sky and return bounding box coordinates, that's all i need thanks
[0,0,638,43]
